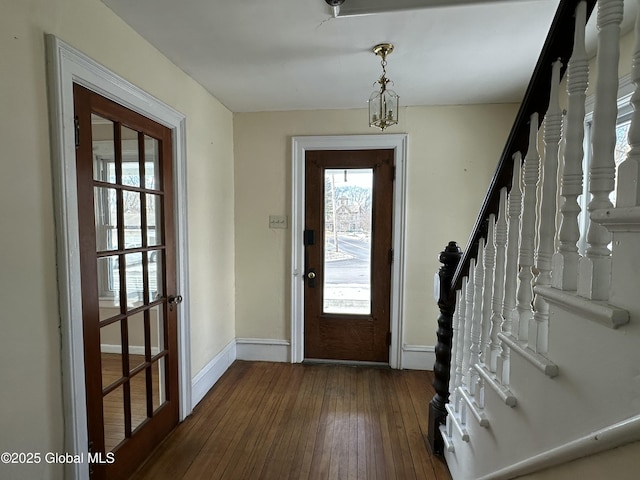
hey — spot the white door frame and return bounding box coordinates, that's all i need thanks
[46,36,192,480]
[291,135,408,368]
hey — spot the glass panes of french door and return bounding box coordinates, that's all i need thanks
[323,168,373,315]
[91,113,169,452]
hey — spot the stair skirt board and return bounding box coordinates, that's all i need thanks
[444,414,640,480]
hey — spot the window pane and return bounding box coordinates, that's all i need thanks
[611,120,631,207]
[124,252,144,309]
[130,371,148,432]
[97,255,120,316]
[121,126,141,188]
[100,325,122,390]
[103,384,125,452]
[123,191,142,249]
[323,168,373,315]
[94,187,118,252]
[146,194,162,247]
[151,357,167,413]
[150,305,165,354]
[92,114,116,184]
[148,251,163,303]
[145,136,161,190]
[128,312,146,372]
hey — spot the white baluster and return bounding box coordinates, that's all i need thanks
[488,189,507,373]
[481,216,495,366]
[470,238,485,399]
[577,0,623,300]
[516,115,540,342]
[462,262,475,393]
[454,282,466,409]
[497,154,522,386]
[532,60,563,354]
[450,288,462,411]
[455,277,467,399]
[617,0,640,207]
[553,1,588,291]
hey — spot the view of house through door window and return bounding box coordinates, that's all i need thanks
[74,84,179,480]
[323,168,373,315]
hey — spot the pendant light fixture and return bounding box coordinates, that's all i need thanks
[368,43,399,131]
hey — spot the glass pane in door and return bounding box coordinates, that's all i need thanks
[129,371,148,432]
[92,114,116,184]
[323,168,373,315]
[103,384,125,452]
[121,126,141,188]
[144,135,161,190]
[94,187,119,252]
[151,357,167,413]
[127,313,146,372]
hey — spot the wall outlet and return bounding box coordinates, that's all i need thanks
[269,215,288,229]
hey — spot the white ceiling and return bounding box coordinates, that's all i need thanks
[99,0,629,113]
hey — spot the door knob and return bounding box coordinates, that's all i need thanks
[168,295,183,305]
[168,295,183,311]
[307,272,316,279]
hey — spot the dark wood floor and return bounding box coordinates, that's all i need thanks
[132,361,451,480]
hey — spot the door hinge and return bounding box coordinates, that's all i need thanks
[388,248,394,264]
[74,115,80,148]
[387,331,392,346]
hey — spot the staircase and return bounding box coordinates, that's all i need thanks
[428,0,640,478]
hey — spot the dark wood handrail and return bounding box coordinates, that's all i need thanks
[450,0,597,296]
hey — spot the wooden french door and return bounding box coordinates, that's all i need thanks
[74,84,180,479]
[304,149,394,363]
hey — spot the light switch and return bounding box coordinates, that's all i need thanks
[269,215,288,229]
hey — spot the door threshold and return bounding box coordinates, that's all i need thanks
[303,358,391,368]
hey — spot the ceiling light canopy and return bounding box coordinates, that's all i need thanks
[368,43,399,132]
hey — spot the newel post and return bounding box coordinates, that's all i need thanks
[428,241,462,455]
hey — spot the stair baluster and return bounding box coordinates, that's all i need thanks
[516,115,540,343]
[468,240,484,394]
[481,216,496,367]
[462,261,475,394]
[497,154,522,386]
[553,1,588,290]
[532,60,563,354]
[488,191,507,372]
[577,0,624,300]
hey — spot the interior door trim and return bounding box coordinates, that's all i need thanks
[46,35,191,480]
[291,135,408,368]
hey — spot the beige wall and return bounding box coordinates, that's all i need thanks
[233,104,518,348]
[0,0,234,477]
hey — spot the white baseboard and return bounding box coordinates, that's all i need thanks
[402,345,435,370]
[191,339,237,408]
[236,338,291,363]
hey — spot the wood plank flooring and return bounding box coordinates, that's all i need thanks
[132,361,451,480]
